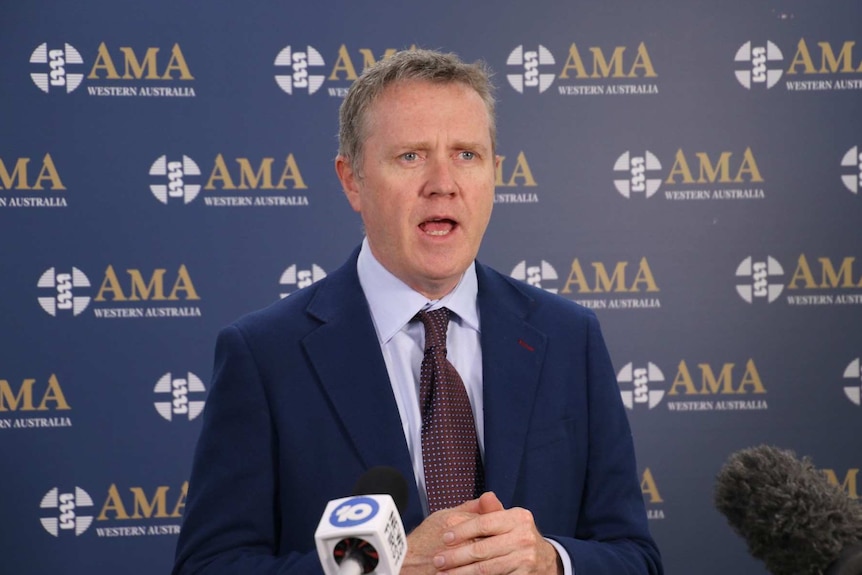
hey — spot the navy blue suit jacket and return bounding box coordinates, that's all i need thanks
[173,250,662,574]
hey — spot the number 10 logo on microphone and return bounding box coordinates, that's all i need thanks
[330,497,380,527]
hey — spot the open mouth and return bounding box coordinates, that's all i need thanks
[419,218,456,236]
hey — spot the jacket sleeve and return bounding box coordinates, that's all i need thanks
[172,324,323,575]
[546,311,663,575]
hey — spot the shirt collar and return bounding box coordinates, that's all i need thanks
[357,237,480,344]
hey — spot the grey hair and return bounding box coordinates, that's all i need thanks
[337,48,496,172]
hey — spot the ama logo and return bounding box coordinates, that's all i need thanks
[40,487,94,536]
[30,44,85,93]
[279,264,327,298]
[841,146,862,195]
[506,46,556,94]
[153,372,206,422]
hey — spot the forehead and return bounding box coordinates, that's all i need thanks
[364,80,491,144]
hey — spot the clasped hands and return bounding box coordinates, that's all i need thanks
[402,492,563,575]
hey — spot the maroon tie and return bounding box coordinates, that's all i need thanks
[416,307,484,513]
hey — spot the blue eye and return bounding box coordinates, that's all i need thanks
[459,151,475,160]
[402,152,418,161]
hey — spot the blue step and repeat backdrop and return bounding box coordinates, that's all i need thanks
[2,1,861,573]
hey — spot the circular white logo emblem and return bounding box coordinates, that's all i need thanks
[506,45,556,94]
[274,46,326,95]
[734,41,784,89]
[279,264,327,298]
[617,362,666,410]
[840,146,862,195]
[510,260,559,293]
[40,487,94,536]
[37,267,91,317]
[842,358,862,406]
[30,43,85,94]
[153,372,206,421]
[735,256,785,303]
[149,155,202,204]
[613,151,662,198]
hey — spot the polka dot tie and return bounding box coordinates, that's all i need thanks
[416,307,484,513]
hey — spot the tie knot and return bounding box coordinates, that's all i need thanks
[417,307,450,352]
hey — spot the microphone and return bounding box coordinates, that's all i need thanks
[315,467,409,575]
[714,444,862,575]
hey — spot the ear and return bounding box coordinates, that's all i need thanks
[335,155,362,213]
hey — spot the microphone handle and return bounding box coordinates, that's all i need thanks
[336,554,365,575]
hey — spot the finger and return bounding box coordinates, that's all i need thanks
[442,508,506,546]
[435,533,547,575]
[451,496,483,514]
[476,491,504,514]
[442,493,506,546]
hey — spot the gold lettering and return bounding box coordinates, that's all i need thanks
[735,147,764,182]
[589,46,626,78]
[665,149,694,184]
[119,47,160,79]
[496,152,537,187]
[162,44,194,80]
[88,42,121,79]
[130,486,170,519]
[205,154,235,190]
[787,39,817,75]
[559,44,588,79]
[0,378,36,411]
[631,258,660,292]
[98,484,129,520]
[0,157,30,190]
[818,41,856,73]
[560,258,591,294]
[592,262,629,293]
[668,361,697,396]
[698,363,736,395]
[95,265,127,302]
[32,154,66,190]
[170,482,188,517]
[641,468,663,503]
[0,375,69,411]
[787,254,817,289]
[237,158,275,190]
[328,44,358,81]
[696,152,732,183]
[818,257,857,288]
[822,469,859,499]
[276,154,307,189]
[167,265,200,300]
[127,269,167,301]
[738,359,766,394]
[630,42,658,77]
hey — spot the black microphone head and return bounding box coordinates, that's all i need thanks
[715,445,862,575]
[352,466,409,514]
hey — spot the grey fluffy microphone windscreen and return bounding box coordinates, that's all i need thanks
[714,445,862,575]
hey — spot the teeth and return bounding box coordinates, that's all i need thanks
[426,230,449,236]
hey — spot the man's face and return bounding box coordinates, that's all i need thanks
[336,80,497,300]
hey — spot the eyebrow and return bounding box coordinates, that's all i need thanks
[392,140,490,154]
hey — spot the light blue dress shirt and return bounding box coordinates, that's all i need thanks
[356,238,573,574]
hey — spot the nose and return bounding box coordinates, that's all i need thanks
[423,156,458,196]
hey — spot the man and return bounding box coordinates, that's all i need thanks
[173,49,662,575]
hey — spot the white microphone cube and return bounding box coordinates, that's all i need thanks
[315,494,407,575]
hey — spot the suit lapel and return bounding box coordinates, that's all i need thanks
[476,264,547,508]
[301,252,425,528]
